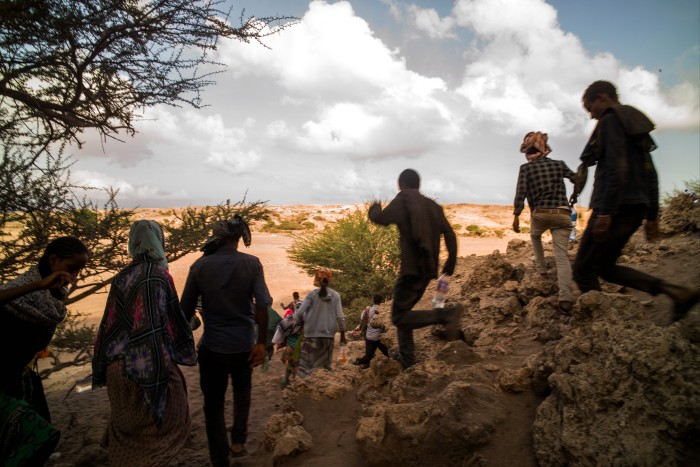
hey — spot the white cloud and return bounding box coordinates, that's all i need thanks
[408,5,456,39]
[215,1,460,159]
[180,112,262,173]
[68,0,699,208]
[450,0,699,134]
[73,170,187,202]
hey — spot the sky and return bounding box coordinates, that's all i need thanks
[72,0,700,208]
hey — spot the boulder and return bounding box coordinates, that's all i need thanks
[264,411,304,451]
[272,425,313,461]
[360,380,505,466]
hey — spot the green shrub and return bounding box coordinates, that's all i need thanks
[466,224,484,236]
[288,207,399,325]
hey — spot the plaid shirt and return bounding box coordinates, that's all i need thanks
[513,157,575,216]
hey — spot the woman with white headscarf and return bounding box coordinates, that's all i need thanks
[92,220,196,466]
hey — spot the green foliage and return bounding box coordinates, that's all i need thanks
[287,207,399,320]
[162,195,271,261]
[262,219,307,232]
[452,224,462,231]
[1,0,296,155]
[662,178,700,206]
[0,148,270,374]
[520,226,531,234]
[0,149,135,299]
[466,224,485,236]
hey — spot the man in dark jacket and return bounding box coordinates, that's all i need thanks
[574,80,699,321]
[181,216,270,464]
[369,168,461,368]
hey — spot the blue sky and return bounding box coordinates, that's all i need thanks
[73,0,700,208]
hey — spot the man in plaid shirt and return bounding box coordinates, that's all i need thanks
[513,131,577,312]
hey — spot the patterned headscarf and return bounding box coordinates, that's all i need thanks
[201,214,252,255]
[314,267,333,285]
[520,131,552,161]
[128,220,168,268]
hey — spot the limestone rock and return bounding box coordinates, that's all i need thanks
[272,425,313,461]
[360,380,505,466]
[264,411,304,451]
[497,367,532,393]
[531,292,700,466]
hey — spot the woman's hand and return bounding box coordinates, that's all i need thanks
[38,271,74,290]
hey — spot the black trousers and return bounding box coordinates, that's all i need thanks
[198,346,252,467]
[392,275,447,367]
[356,338,389,364]
[573,204,662,295]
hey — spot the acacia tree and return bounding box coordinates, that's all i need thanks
[0,0,295,156]
[1,0,295,374]
[288,207,400,326]
[0,148,271,374]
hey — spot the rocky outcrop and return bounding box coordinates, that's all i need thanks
[356,358,506,466]
[531,291,700,466]
[283,219,700,466]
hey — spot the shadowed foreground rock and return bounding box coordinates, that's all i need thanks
[532,291,700,466]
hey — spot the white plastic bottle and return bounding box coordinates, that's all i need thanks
[569,209,578,241]
[432,274,450,308]
[338,343,347,364]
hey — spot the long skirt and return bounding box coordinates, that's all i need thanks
[105,360,191,467]
[297,337,334,377]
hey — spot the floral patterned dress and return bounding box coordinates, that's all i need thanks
[92,256,197,465]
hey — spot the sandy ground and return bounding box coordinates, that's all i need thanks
[40,226,524,467]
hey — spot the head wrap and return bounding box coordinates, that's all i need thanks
[128,220,168,268]
[314,267,332,285]
[520,131,551,161]
[201,214,252,256]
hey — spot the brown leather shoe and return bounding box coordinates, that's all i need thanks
[230,443,247,458]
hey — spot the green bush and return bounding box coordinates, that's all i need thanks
[288,207,400,325]
[261,219,311,232]
[466,224,484,236]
